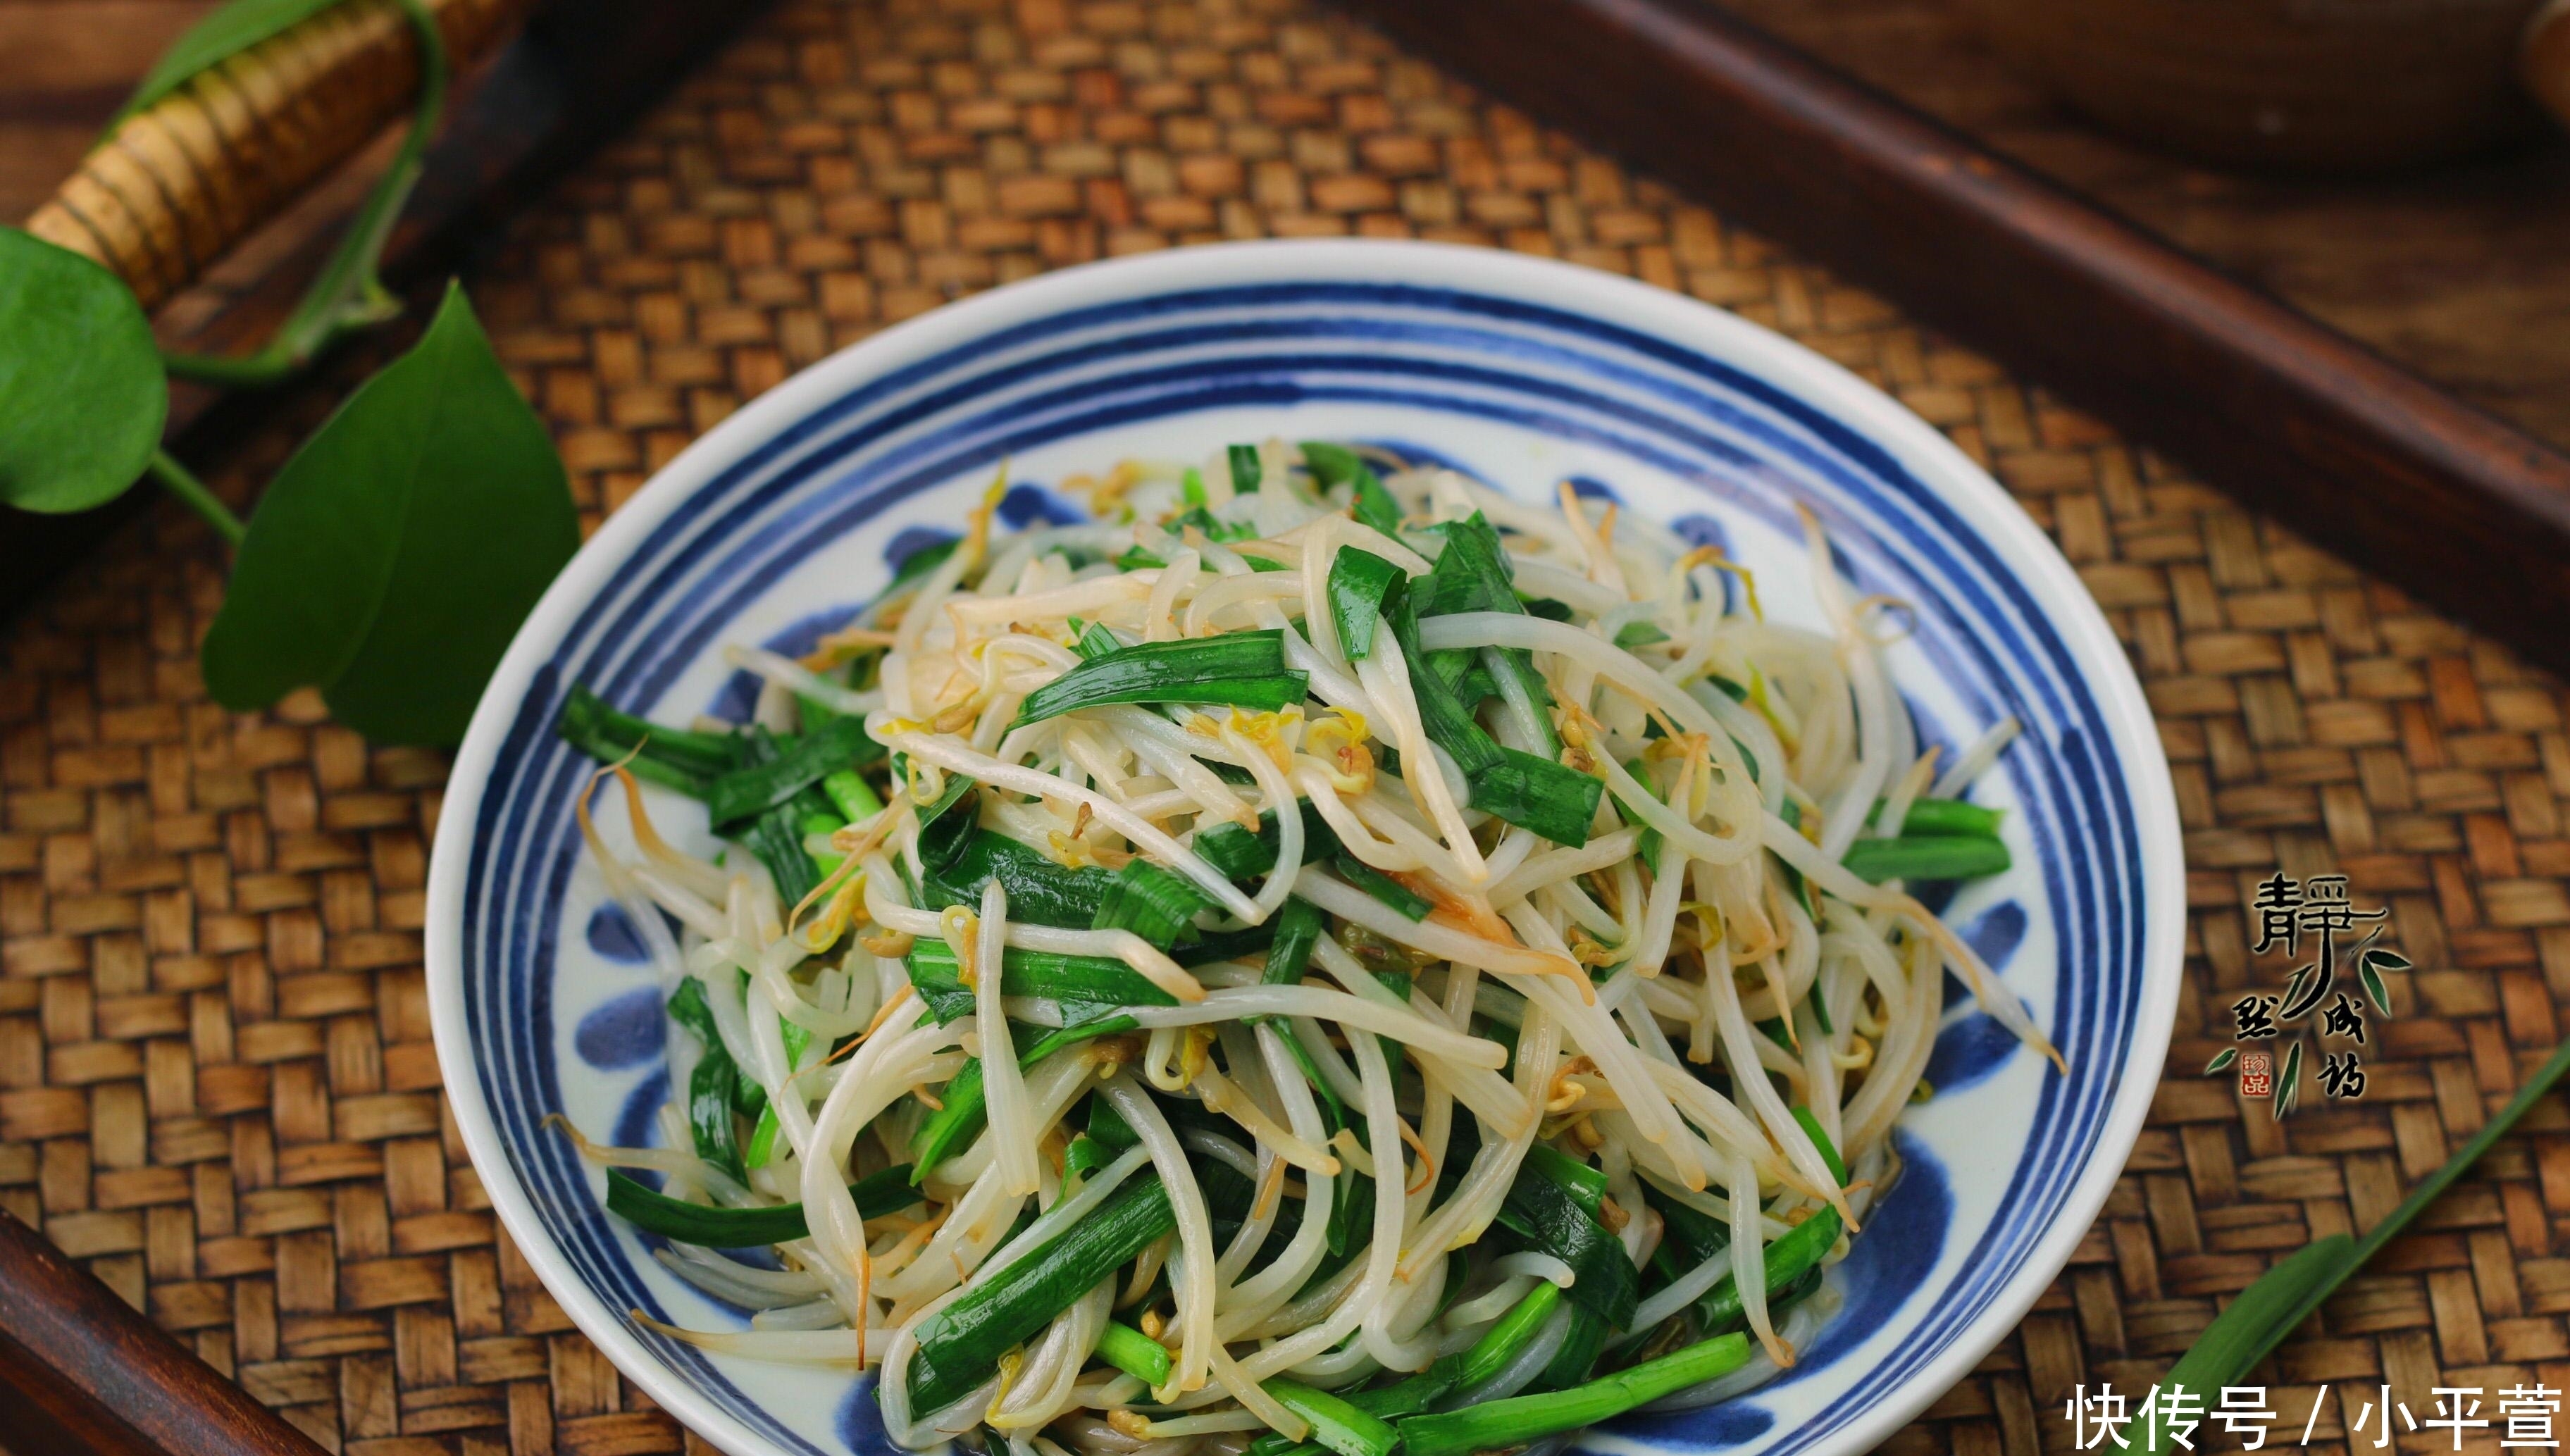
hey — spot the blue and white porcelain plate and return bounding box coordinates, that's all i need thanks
[426,239,2185,1456]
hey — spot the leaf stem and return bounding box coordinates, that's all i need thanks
[160,0,448,387]
[148,450,245,546]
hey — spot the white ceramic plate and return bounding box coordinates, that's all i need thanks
[427,239,2185,1456]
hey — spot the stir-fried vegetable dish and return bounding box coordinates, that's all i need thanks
[557,440,2041,1456]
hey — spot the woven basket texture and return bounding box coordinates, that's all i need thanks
[6,1,2569,1453]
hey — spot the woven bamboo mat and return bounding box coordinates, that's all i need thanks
[6,0,2569,1452]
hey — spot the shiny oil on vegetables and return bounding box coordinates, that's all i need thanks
[554,440,2042,1456]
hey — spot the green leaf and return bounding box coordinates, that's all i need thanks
[2137,1032,2570,1454]
[2203,1047,2238,1076]
[0,229,166,514]
[2361,961,2392,1015]
[2134,1236,2359,1452]
[117,0,357,120]
[2279,964,2315,1016]
[2274,1040,2303,1121]
[2362,947,2413,975]
[200,282,578,745]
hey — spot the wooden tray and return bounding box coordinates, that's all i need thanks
[1346,0,2570,685]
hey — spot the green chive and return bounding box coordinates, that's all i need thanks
[1399,1332,1753,1456]
[1341,1366,1453,1419]
[666,978,719,1047]
[1095,1319,1173,1386]
[1266,1379,1396,1456]
[1413,513,1560,756]
[1538,1308,1609,1390]
[905,939,1177,1024]
[1263,896,1327,988]
[1466,749,1601,848]
[921,829,1116,931]
[688,1052,748,1183]
[907,1178,1178,1414]
[1839,834,2010,884]
[1074,621,1127,660]
[2134,1033,2570,1454]
[1493,1146,1635,1328]
[603,1164,920,1247]
[1332,854,1432,921]
[1092,858,1215,948]
[1174,505,1259,544]
[705,717,877,829]
[1525,1145,1608,1215]
[884,538,961,599]
[1229,444,1263,494]
[1193,802,1343,881]
[1413,512,1517,620]
[1012,630,1310,728]
[910,1015,1141,1182]
[745,1102,782,1169]
[1868,796,2001,837]
[1448,1279,1562,1390]
[823,769,883,824]
[1303,442,1401,536]
[913,770,981,871]
[1691,1111,1846,1332]
[728,730,824,905]
[1062,1132,1114,1184]
[1328,547,1406,661]
[557,686,734,797]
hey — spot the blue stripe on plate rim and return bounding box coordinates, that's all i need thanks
[427,239,2182,1456]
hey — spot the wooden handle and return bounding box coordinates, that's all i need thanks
[21,0,534,311]
[0,1205,328,1456]
[2522,0,2570,133]
[1342,0,2570,685]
